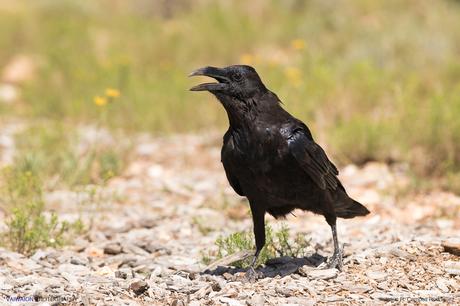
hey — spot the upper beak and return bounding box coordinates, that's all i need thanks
[189,66,230,91]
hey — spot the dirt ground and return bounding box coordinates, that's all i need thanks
[0,132,459,305]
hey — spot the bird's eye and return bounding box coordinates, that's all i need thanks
[232,72,243,82]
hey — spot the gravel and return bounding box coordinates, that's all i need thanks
[0,132,459,304]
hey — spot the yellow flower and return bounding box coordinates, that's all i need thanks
[284,67,303,87]
[240,53,254,65]
[94,95,107,106]
[291,39,306,51]
[105,88,120,98]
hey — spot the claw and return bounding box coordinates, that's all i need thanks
[326,246,343,271]
[245,266,258,283]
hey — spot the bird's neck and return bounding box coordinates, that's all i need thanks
[216,91,281,130]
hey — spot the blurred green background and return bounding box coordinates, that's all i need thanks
[1,0,460,191]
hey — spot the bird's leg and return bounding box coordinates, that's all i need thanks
[246,248,261,281]
[246,204,265,282]
[325,215,343,271]
[327,224,343,270]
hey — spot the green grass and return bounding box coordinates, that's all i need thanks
[0,164,83,255]
[202,224,310,268]
[1,0,460,185]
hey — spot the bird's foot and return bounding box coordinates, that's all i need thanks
[244,266,260,283]
[326,248,343,271]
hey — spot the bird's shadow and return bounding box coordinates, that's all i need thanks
[202,253,327,278]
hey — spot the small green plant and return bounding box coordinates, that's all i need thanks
[5,201,70,255]
[0,165,83,255]
[204,223,310,268]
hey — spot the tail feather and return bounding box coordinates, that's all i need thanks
[335,198,370,219]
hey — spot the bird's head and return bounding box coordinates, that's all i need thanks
[189,65,267,100]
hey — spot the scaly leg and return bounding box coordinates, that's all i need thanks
[324,214,343,270]
[246,203,265,281]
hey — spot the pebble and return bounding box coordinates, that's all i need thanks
[104,242,123,255]
[436,277,450,293]
[246,294,265,306]
[444,261,460,275]
[366,270,387,281]
[299,267,338,280]
[70,256,89,266]
[129,280,149,295]
[115,268,134,280]
[219,297,244,306]
[442,238,460,256]
[171,300,187,306]
[1,132,459,305]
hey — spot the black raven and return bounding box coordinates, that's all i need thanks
[190,65,369,275]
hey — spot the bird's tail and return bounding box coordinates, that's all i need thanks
[335,196,370,219]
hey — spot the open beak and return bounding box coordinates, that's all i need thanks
[189,66,230,91]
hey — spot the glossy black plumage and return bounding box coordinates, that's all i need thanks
[190,65,370,273]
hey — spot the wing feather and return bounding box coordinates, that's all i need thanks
[287,128,338,190]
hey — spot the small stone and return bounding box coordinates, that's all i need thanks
[246,294,265,306]
[443,239,460,256]
[130,280,149,295]
[122,243,150,256]
[275,286,293,297]
[343,282,372,293]
[86,246,104,258]
[366,270,387,281]
[138,218,157,228]
[143,244,171,255]
[299,267,338,280]
[95,266,114,276]
[31,249,50,262]
[104,242,123,255]
[219,297,244,306]
[372,292,395,301]
[171,300,186,306]
[325,295,345,302]
[436,278,450,293]
[70,256,89,266]
[223,272,234,280]
[115,268,134,280]
[191,285,212,299]
[444,261,460,275]
[58,263,90,276]
[211,281,221,292]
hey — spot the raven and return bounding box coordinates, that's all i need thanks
[190,65,369,275]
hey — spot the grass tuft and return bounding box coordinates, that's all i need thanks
[203,223,310,268]
[0,166,83,255]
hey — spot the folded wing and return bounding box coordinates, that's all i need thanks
[287,127,339,190]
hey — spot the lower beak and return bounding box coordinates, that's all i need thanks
[189,82,227,91]
[189,66,230,92]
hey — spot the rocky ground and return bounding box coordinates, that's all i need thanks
[0,132,460,305]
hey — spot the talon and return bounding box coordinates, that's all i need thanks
[326,246,343,271]
[245,266,258,282]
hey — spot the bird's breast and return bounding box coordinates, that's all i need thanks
[227,127,288,173]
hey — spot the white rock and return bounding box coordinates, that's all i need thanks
[436,278,450,293]
[219,297,244,306]
[246,294,265,306]
[300,267,338,280]
[366,270,387,281]
[444,261,460,275]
